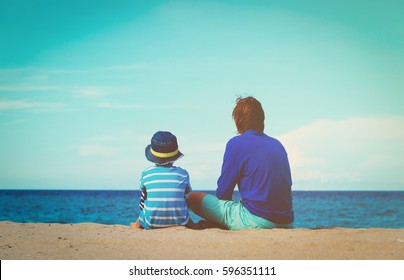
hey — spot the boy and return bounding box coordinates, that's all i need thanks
[132,131,192,229]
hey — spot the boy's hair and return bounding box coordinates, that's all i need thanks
[232,96,265,134]
[156,162,173,167]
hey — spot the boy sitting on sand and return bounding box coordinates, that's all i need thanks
[131,131,192,229]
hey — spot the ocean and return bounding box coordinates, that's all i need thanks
[0,190,403,228]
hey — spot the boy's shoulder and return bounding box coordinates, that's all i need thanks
[141,165,189,176]
[169,165,189,177]
[142,165,158,173]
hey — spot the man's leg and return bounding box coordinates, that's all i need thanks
[186,192,208,218]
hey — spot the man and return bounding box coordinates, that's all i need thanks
[187,96,294,230]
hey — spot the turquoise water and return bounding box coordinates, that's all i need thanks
[0,190,403,228]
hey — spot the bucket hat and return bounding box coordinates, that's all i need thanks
[145,131,183,164]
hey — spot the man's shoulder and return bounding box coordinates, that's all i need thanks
[227,132,285,150]
[227,133,244,144]
[227,131,269,144]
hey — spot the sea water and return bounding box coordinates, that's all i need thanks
[0,190,403,228]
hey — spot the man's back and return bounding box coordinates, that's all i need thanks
[217,130,294,224]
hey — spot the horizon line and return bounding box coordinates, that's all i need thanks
[0,188,403,192]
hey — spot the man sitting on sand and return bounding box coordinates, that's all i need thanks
[132,131,192,229]
[187,96,294,230]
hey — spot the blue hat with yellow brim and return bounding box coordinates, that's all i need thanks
[145,131,183,164]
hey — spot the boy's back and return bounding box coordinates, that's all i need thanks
[138,165,191,229]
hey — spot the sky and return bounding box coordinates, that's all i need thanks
[1,0,404,191]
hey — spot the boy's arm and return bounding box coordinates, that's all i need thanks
[185,172,192,194]
[139,188,146,210]
[139,175,146,210]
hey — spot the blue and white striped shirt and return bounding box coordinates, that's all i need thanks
[138,165,191,229]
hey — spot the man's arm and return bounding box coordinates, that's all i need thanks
[216,141,241,200]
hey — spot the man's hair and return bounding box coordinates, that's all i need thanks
[232,96,265,134]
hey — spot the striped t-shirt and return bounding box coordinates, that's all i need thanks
[138,165,191,229]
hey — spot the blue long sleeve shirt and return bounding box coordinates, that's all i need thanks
[217,130,294,224]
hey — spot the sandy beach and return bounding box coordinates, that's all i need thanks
[0,222,403,260]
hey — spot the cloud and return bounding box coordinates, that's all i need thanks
[76,144,120,157]
[96,102,143,109]
[0,67,34,74]
[95,101,191,110]
[46,64,149,74]
[75,87,107,97]
[75,130,143,158]
[0,100,33,110]
[0,85,60,92]
[278,116,404,190]
[2,119,28,126]
[0,64,148,75]
[28,102,72,112]
[0,99,70,112]
[88,129,144,143]
[183,143,225,153]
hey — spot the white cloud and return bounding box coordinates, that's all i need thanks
[2,119,28,126]
[46,64,149,74]
[278,116,404,190]
[183,143,225,153]
[88,130,145,143]
[75,87,106,97]
[0,100,33,110]
[28,102,71,112]
[0,85,60,91]
[0,99,70,112]
[95,102,187,110]
[0,64,148,75]
[96,101,143,109]
[76,86,131,97]
[76,144,120,157]
[101,64,149,72]
[0,67,32,73]
[75,130,144,158]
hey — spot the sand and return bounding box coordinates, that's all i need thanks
[0,222,403,260]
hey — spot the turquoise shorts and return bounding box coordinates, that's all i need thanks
[200,194,292,230]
